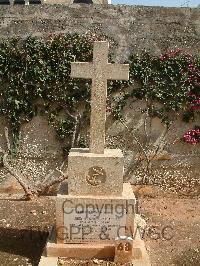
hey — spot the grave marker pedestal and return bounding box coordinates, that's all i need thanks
[55,41,135,246]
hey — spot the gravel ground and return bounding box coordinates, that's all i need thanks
[0,193,199,266]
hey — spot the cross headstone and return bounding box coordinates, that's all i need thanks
[71,41,129,154]
[44,40,150,266]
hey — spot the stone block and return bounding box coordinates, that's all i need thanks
[114,236,134,264]
[68,148,124,196]
[56,183,135,243]
[114,236,151,265]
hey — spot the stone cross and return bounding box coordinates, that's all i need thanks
[71,41,129,154]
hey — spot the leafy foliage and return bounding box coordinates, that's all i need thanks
[113,49,200,130]
[0,34,96,151]
[0,35,199,151]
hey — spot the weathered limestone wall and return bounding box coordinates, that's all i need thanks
[106,101,200,191]
[0,4,200,58]
[0,4,199,192]
[0,103,199,193]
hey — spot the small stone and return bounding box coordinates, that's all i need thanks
[30,210,37,215]
[93,259,100,264]
[58,259,65,265]
[42,210,47,215]
[6,224,11,228]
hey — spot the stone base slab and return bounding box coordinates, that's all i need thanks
[41,226,151,265]
[46,241,115,259]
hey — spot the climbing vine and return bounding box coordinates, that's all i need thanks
[113,48,200,144]
[0,33,102,152]
[0,34,199,152]
[114,49,200,122]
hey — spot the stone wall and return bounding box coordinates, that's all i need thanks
[106,101,200,192]
[0,4,200,59]
[0,102,199,193]
[0,4,199,193]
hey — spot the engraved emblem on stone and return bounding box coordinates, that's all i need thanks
[86,166,106,186]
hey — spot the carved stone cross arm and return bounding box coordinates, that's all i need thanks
[71,62,93,79]
[106,64,129,80]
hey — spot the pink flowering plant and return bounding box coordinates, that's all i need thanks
[118,48,200,144]
[183,126,200,145]
[129,49,200,117]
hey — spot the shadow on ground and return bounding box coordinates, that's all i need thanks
[173,247,200,266]
[0,226,49,266]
